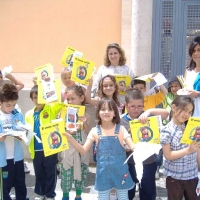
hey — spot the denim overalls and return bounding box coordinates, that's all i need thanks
[95,124,134,191]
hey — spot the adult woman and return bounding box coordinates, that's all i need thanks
[184,36,200,117]
[92,43,134,103]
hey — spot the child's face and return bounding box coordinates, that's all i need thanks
[172,103,193,125]
[132,84,146,94]
[66,90,84,105]
[0,100,17,114]
[99,102,115,122]
[31,93,44,109]
[170,82,181,95]
[125,99,144,119]
[102,77,116,98]
[61,71,75,88]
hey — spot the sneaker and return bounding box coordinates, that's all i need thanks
[45,198,55,200]
[24,161,30,173]
[10,187,16,200]
[35,196,45,200]
[110,192,117,200]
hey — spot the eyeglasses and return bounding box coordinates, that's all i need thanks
[128,105,144,110]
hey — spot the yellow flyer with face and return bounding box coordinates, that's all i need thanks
[40,120,69,157]
[60,46,84,68]
[114,75,131,95]
[129,116,162,143]
[71,57,95,86]
[181,117,200,144]
[60,104,85,130]
[37,79,61,104]
[34,63,54,83]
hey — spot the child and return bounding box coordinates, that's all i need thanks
[160,96,200,200]
[60,85,90,200]
[61,67,87,103]
[121,89,169,200]
[85,75,124,114]
[25,85,63,200]
[65,98,136,200]
[162,76,182,118]
[0,83,28,200]
[131,78,168,111]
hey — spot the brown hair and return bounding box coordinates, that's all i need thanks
[0,83,18,102]
[30,85,38,99]
[125,89,144,103]
[96,98,120,125]
[104,43,126,66]
[98,75,120,106]
[66,85,86,105]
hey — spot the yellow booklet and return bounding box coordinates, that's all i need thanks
[181,117,200,144]
[115,75,131,95]
[40,120,69,157]
[129,116,162,143]
[60,46,84,67]
[60,104,85,130]
[71,57,95,85]
[34,63,54,83]
[37,79,61,104]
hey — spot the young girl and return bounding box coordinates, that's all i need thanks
[86,74,124,114]
[65,98,136,200]
[160,96,200,200]
[60,85,90,200]
[61,67,86,103]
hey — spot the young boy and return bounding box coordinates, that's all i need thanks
[120,89,168,200]
[131,78,168,111]
[162,76,182,114]
[25,85,63,200]
[0,83,28,200]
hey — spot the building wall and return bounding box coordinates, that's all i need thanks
[0,0,121,73]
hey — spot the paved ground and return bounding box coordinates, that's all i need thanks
[24,161,168,200]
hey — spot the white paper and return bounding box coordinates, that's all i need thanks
[145,85,160,96]
[15,121,42,145]
[66,107,77,131]
[42,80,58,103]
[3,130,28,144]
[1,65,13,78]
[153,72,167,86]
[129,142,161,183]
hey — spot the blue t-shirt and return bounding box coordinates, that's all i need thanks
[34,110,43,151]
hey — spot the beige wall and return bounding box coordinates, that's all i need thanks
[0,0,121,73]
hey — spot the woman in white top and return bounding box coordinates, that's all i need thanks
[184,36,200,117]
[92,43,134,104]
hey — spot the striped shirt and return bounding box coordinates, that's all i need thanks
[160,121,198,180]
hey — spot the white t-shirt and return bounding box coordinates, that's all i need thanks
[0,111,14,159]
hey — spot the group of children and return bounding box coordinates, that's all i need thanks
[0,64,199,200]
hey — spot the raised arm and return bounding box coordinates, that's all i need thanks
[159,84,168,96]
[5,73,24,92]
[138,108,169,124]
[85,78,99,106]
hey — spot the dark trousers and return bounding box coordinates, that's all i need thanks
[2,159,28,200]
[166,176,200,200]
[139,161,157,200]
[155,149,163,168]
[33,151,58,198]
[128,163,138,200]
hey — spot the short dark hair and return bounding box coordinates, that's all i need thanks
[0,83,18,102]
[96,98,120,125]
[125,89,144,103]
[30,85,38,99]
[131,78,146,88]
